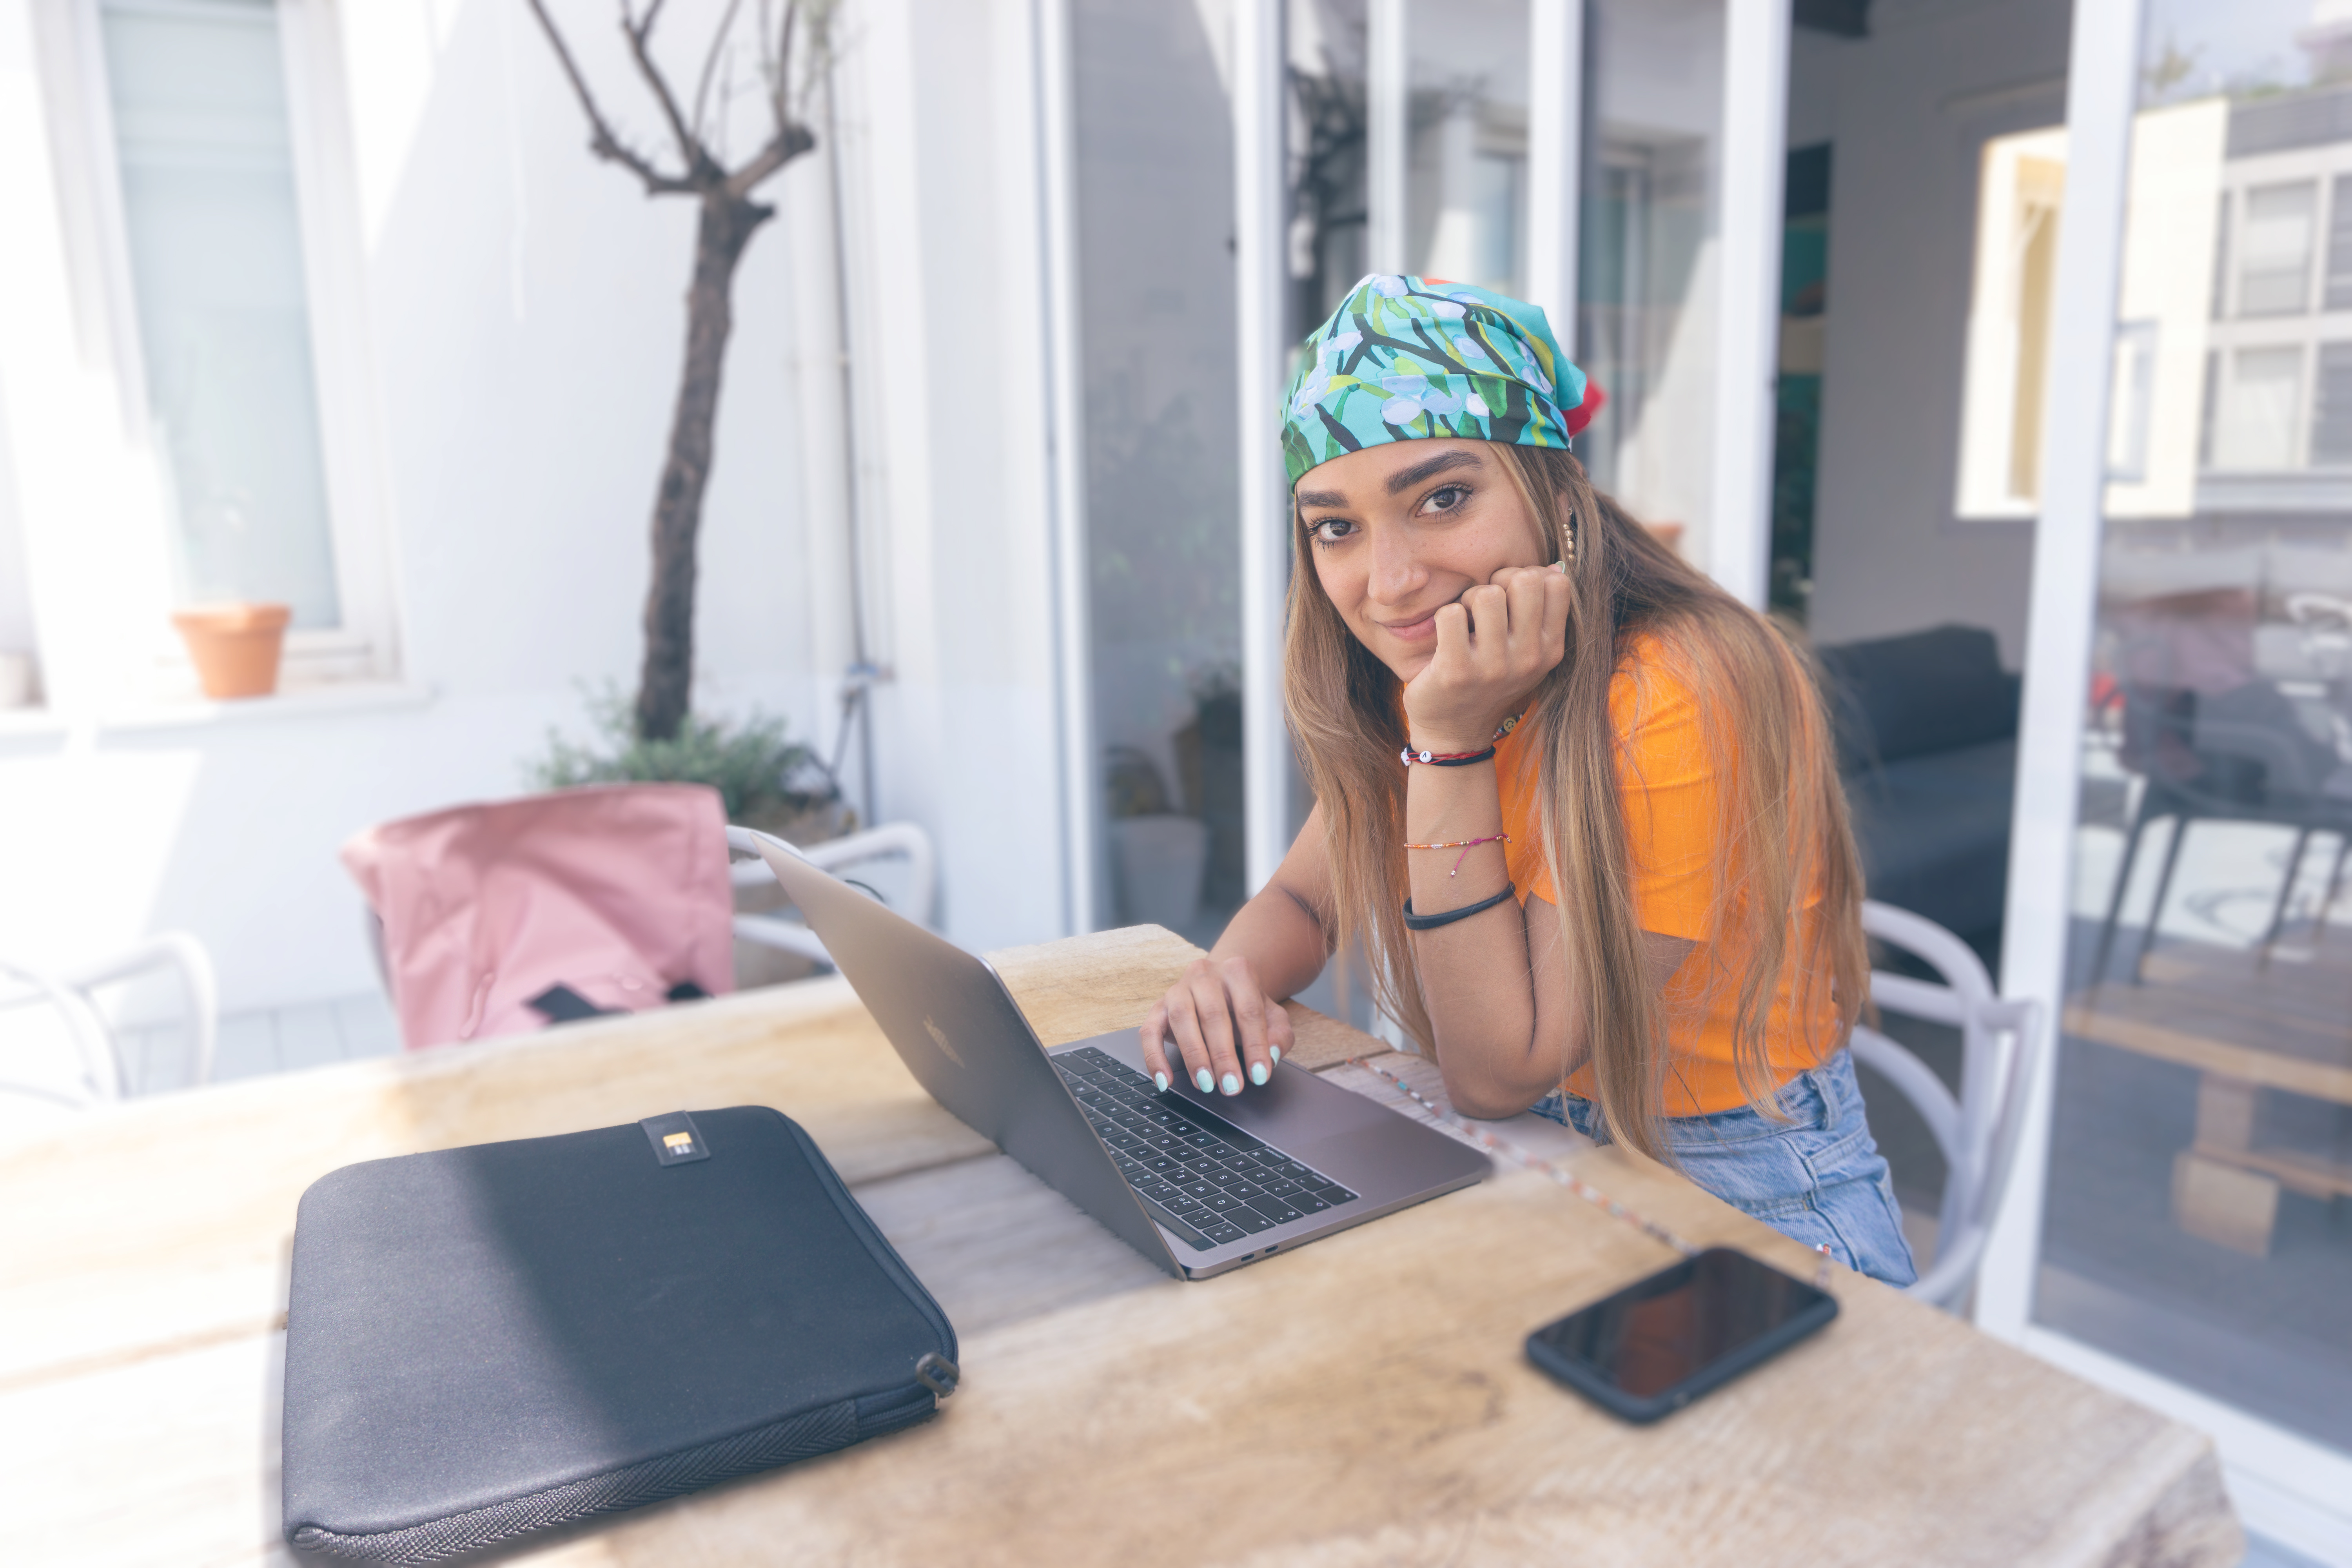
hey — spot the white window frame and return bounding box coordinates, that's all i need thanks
[1980,0,2352,1550]
[45,0,400,695]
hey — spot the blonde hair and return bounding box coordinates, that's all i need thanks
[1283,445,1867,1162]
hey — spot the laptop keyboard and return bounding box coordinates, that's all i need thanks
[1052,1046,1359,1252]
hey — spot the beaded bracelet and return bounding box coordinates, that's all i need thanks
[1402,883,1515,930]
[1400,744,1495,768]
[1404,832,1509,876]
[1399,710,1525,769]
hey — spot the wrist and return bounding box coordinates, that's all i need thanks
[1404,726,1492,755]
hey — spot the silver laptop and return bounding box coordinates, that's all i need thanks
[746,833,1490,1280]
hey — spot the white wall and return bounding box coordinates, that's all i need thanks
[0,0,1070,1020]
[1800,0,2071,665]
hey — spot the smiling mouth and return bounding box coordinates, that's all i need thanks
[1378,607,1444,641]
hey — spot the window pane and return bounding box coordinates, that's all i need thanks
[2211,346,2303,470]
[1576,0,1724,558]
[100,0,340,628]
[1405,0,1528,299]
[2325,174,2352,311]
[2038,0,2352,1457]
[2237,180,2316,317]
[2311,341,2352,465]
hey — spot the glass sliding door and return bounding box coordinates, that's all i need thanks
[2033,0,2352,1460]
[1576,0,1725,564]
[1070,0,1243,941]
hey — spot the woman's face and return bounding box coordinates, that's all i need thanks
[1295,439,1550,682]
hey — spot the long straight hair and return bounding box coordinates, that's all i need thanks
[1284,445,1868,1162]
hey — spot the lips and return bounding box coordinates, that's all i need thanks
[1378,609,1441,642]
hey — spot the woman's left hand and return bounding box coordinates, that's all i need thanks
[1400,562,1572,749]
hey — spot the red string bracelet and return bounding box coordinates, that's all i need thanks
[1399,710,1524,768]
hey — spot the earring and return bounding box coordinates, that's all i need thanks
[1561,509,1578,566]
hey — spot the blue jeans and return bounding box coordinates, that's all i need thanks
[1530,1050,1918,1287]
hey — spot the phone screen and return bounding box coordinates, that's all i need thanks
[1528,1247,1835,1402]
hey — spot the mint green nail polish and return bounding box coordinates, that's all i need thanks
[1250,1062,1269,1086]
[1154,1071,1169,1093]
[1221,1073,1241,1095]
[1196,1068,1215,1093]
[1270,1045,1282,1065]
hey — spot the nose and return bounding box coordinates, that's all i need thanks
[1368,523,1423,607]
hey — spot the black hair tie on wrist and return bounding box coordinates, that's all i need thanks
[1402,884,1516,931]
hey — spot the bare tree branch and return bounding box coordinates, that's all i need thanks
[766,0,797,133]
[722,125,814,199]
[621,0,712,177]
[525,0,695,194]
[691,0,748,142]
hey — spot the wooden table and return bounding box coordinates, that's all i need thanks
[5,926,2240,1567]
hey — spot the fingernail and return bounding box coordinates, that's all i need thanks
[1270,1045,1282,1065]
[1250,1061,1269,1086]
[1221,1073,1241,1096]
[1553,560,1567,573]
[1154,1071,1170,1093]
[1196,1069,1215,1093]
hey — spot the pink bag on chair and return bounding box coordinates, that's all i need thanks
[341,784,736,1051]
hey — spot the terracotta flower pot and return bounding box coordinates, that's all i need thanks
[171,602,291,700]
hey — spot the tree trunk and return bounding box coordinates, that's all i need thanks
[634,193,775,742]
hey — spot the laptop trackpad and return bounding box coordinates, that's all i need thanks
[1296,1121,1486,1192]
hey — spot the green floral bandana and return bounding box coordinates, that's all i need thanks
[1281,275,1585,488]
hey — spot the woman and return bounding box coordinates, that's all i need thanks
[1139,275,1915,1284]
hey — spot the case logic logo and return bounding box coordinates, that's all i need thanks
[923,1016,965,1067]
[639,1111,711,1165]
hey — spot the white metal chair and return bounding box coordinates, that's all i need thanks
[726,823,939,964]
[0,933,218,1108]
[1848,900,2040,1311]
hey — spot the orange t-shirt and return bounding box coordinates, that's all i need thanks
[1489,633,1838,1115]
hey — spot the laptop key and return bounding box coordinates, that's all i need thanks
[1144,1156,1180,1174]
[1312,1183,1356,1205]
[1291,1192,1332,1214]
[1228,1207,1276,1234]
[1138,1196,1215,1251]
[1250,1200,1304,1227]
[1201,1221,1247,1245]
[1178,1179,1215,1200]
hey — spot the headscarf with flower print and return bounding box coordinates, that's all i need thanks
[1281,275,1589,488]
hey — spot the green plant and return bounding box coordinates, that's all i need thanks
[530,688,833,822]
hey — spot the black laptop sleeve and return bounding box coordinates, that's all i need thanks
[281,1106,958,1564]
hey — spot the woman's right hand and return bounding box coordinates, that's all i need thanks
[1140,954,1297,1098]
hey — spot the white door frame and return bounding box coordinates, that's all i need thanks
[1034,0,1097,936]
[1710,0,1791,608]
[1977,0,2352,1550]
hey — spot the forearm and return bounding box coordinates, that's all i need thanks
[1207,875,1332,1002]
[1403,757,1575,1117]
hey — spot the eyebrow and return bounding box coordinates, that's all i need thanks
[1385,448,1483,494]
[1295,447,1485,513]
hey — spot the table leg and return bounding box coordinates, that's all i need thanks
[2172,1074,2279,1256]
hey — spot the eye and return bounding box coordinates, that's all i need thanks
[1421,483,1473,515]
[1306,516,1356,548]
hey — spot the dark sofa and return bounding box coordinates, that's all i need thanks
[1815,624,2022,953]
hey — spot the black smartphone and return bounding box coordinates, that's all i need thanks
[1524,1247,1838,1423]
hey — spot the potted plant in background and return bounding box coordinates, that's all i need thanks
[1172,664,1245,913]
[172,602,291,700]
[1104,745,1208,935]
[530,689,847,990]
